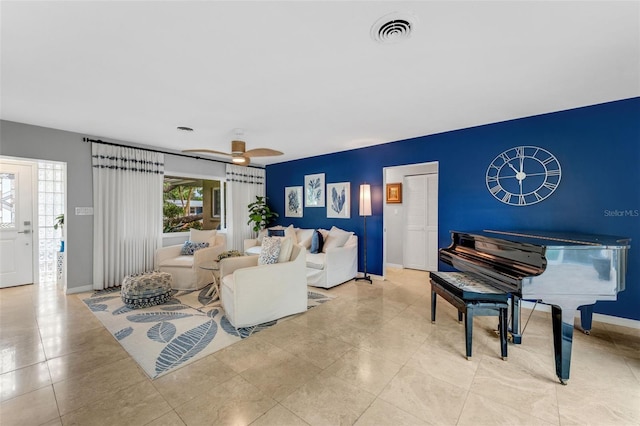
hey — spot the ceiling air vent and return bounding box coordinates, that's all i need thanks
[370,12,417,44]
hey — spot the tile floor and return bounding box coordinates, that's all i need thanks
[1,268,639,425]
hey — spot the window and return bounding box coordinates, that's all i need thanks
[163,175,225,233]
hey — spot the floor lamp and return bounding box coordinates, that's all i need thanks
[356,183,372,284]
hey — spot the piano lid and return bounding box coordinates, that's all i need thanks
[468,230,632,248]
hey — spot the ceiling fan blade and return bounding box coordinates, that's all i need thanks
[182,149,232,156]
[244,148,284,157]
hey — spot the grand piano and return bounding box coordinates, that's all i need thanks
[439,230,630,384]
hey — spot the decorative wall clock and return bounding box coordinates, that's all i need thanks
[486,146,561,206]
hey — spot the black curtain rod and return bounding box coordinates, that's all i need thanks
[82,137,263,169]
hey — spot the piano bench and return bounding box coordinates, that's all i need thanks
[429,272,509,361]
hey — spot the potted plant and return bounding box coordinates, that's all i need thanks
[53,214,65,252]
[247,196,279,233]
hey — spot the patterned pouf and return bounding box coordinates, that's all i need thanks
[121,271,173,309]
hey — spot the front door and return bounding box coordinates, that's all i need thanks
[0,161,34,287]
[403,173,438,271]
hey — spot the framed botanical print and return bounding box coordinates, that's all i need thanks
[327,182,350,219]
[304,173,325,207]
[386,183,402,203]
[285,186,303,217]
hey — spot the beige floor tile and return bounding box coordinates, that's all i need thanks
[458,392,556,425]
[46,341,129,383]
[0,385,59,426]
[152,353,238,408]
[469,356,560,424]
[378,365,467,425]
[144,410,187,426]
[556,378,640,425]
[354,326,425,365]
[40,325,119,359]
[251,404,309,426]
[321,348,403,395]
[281,374,376,426]
[215,334,287,373]
[280,330,354,369]
[0,334,47,375]
[241,350,322,401]
[60,380,171,426]
[1,272,639,426]
[0,361,51,402]
[354,398,427,426]
[53,357,147,415]
[406,339,481,390]
[174,375,276,426]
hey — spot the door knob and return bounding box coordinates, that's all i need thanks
[17,230,31,234]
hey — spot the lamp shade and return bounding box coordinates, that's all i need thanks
[359,184,372,216]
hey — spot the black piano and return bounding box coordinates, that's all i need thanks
[440,229,630,384]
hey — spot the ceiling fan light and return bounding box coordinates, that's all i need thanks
[232,156,246,163]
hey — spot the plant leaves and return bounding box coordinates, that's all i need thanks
[126,312,192,323]
[154,320,217,376]
[147,321,176,343]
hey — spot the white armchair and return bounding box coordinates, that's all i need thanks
[155,229,226,290]
[219,244,307,328]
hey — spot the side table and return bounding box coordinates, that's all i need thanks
[200,260,221,303]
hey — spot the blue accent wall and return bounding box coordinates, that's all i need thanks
[266,98,640,321]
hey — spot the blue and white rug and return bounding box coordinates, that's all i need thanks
[81,285,333,379]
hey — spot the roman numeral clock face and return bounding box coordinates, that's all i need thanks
[486,146,562,206]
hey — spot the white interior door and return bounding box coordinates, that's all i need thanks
[0,161,34,287]
[403,174,438,271]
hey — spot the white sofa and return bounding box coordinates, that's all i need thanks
[219,243,308,328]
[155,229,227,290]
[244,225,358,289]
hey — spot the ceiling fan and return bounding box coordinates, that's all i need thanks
[183,131,283,166]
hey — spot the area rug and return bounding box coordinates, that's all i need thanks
[81,285,333,379]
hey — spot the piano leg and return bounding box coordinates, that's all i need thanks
[431,289,437,323]
[509,295,523,344]
[551,305,573,385]
[578,305,594,335]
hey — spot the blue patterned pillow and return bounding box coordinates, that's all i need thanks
[258,237,281,265]
[267,229,285,237]
[310,229,324,254]
[180,241,209,255]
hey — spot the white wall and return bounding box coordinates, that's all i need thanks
[0,119,237,292]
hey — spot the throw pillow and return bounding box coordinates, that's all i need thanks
[296,229,314,249]
[180,241,210,255]
[322,226,353,253]
[310,229,324,254]
[258,237,282,265]
[277,237,294,263]
[284,224,298,244]
[267,229,285,237]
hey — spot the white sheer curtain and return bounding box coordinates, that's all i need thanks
[226,164,265,251]
[92,143,164,289]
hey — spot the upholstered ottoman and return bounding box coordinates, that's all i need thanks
[121,271,173,309]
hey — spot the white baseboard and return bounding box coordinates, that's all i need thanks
[386,263,404,269]
[520,300,640,330]
[65,284,93,295]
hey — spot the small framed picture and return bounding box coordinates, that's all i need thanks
[304,173,325,207]
[327,182,350,219]
[386,183,402,203]
[285,186,303,217]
